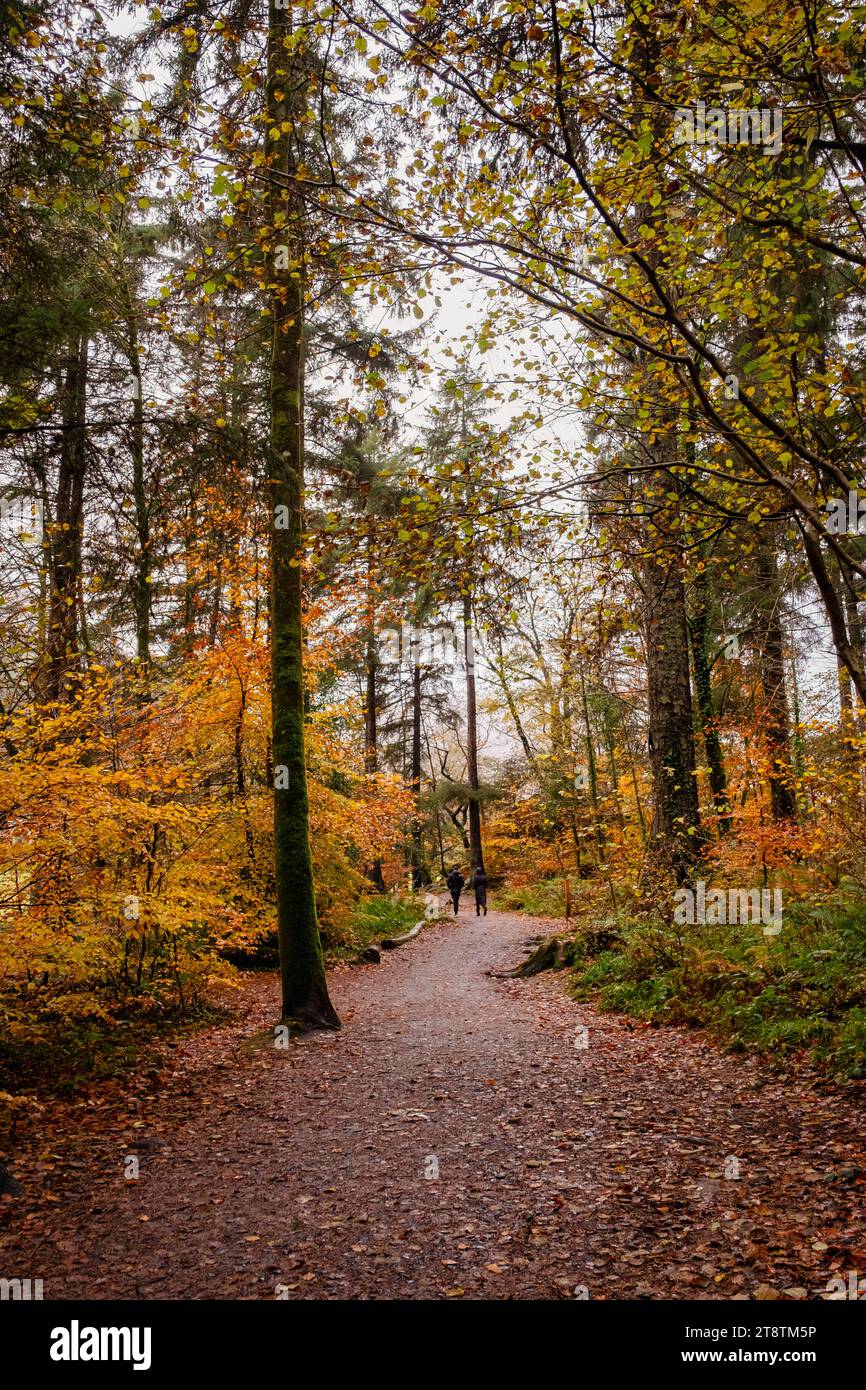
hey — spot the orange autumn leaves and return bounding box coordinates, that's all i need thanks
[0,619,412,1044]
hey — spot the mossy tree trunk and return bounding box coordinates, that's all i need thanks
[267,0,338,1030]
[410,621,424,888]
[364,536,378,774]
[463,591,484,873]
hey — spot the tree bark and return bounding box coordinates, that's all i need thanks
[688,565,731,831]
[752,536,797,821]
[463,591,484,872]
[578,660,606,861]
[267,0,338,1030]
[410,622,424,888]
[362,544,386,890]
[624,26,702,878]
[120,291,151,668]
[642,544,702,877]
[45,335,88,700]
[364,538,378,774]
[364,633,377,773]
[802,524,866,710]
[842,574,864,725]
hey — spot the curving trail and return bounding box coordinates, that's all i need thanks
[3,907,866,1300]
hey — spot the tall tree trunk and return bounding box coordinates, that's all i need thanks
[463,591,484,872]
[753,536,797,821]
[363,534,378,772]
[642,542,702,877]
[625,27,702,877]
[842,575,864,725]
[424,731,448,876]
[131,352,150,666]
[839,583,866,805]
[267,0,338,1030]
[121,293,151,667]
[600,697,626,833]
[364,633,377,773]
[410,623,424,888]
[827,557,856,730]
[688,565,731,832]
[802,524,866,709]
[786,616,810,819]
[362,543,386,890]
[46,334,88,700]
[837,658,854,727]
[578,662,606,860]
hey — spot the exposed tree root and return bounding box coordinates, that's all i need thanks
[381,919,425,950]
[489,935,570,978]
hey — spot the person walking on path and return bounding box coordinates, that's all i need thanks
[470,866,488,916]
[446,867,465,916]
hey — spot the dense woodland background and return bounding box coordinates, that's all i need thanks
[3,0,866,1127]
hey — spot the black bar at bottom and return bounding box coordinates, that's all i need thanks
[4,1297,857,1378]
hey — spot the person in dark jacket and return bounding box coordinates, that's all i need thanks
[470,866,488,916]
[446,867,465,915]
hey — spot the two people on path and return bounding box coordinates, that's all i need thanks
[446,865,488,916]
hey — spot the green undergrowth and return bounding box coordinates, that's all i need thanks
[497,876,568,917]
[225,892,429,967]
[568,900,866,1080]
[339,892,427,956]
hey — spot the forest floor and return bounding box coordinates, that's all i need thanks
[3,906,866,1300]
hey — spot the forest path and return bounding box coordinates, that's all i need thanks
[4,906,866,1300]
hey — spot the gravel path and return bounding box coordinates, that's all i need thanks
[3,907,866,1300]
